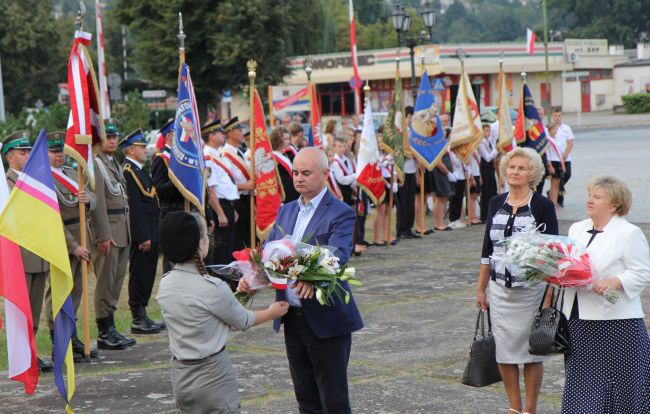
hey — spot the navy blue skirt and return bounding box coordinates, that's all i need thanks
[561,318,650,413]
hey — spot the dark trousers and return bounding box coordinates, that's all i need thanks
[397,173,416,234]
[536,153,549,195]
[558,161,572,205]
[209,199,237,265]
[480,165,497,221]
[160,205,184,273]
[354,193,368,243]
[235,194,251,250]
[128,242,159,308]
[284,311,352,414]
[449,179,466,222]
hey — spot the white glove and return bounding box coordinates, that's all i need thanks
[490,149,499,159]
[447,172,457,183]
[392,182,399,193]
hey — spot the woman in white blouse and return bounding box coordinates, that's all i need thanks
[561,176,650,413]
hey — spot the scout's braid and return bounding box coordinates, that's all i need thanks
[193,254,208,276]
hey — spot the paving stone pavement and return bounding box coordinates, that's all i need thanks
[2,221,649,414]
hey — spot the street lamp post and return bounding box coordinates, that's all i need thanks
[391,2,436,104]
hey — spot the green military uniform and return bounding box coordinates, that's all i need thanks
[2,132,49,336]
[90,122,134,349]
[41,132,100,360]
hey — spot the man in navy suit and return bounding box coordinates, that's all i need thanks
[239,147,363,414]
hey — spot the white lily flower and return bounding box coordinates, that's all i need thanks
[287,264,306,278]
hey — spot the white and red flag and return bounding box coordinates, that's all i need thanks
[96,1,111,119]
[526,28,536,55]
[66,30,106,187]
[0,159,39,394]
[349,0,361,114]
[355,99,386,204]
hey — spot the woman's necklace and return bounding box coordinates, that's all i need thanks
[507,190,532,207]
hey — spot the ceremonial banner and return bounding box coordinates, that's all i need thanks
[408,70,447,171]
[449,69,482,162]
[252,90,282,239]
[381,71,405,180]
[308,84,322,148]
[496,69,515,154]
[0,131,76,413]
[96,1,110,119]
[356,99,386,204]
[273,86,309,112]
[513,94,525,145]
[519,84,549,155]
[349,0,362,114]
[170,63,206,213]
[0,159,38,395]
[65,30,106,188]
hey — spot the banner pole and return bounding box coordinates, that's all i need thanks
[386,165,395,247]
[465,172,472,226]
[268,85,274,127]
[248,60,257,249]
[77,165,90,360]
[419,168,425,237]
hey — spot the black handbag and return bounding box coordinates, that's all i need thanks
[461,310,502,387]
[529,285,571,356]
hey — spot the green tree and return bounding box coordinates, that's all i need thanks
[547,0,650,47]
[0,0,69,115]
[112,90,150,134]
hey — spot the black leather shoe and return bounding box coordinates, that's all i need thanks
[96,317,128,350]
[71,331,99,359]
[109,313,136,347]
[37,357,53,373]
[131,307,162,335]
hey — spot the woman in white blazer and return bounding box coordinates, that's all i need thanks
[561,176,650,413]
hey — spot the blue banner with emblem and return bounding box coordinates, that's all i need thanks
[169,63,206,213]
[521,83,549,155]
[408,70,447,171]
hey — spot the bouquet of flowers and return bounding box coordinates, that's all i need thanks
[213,237,361,307]
[492,225,618,304]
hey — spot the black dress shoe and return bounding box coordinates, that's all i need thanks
[390,239,398,246]
[423,229,435,235]
[37,357,53,373]
[71,332,99,359]
[109,313,136,347]
[131,306,162,335]
[434,226,453,231]
[96,317,128,350]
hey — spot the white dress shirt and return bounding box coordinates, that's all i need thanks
[562,216,650,320]
[556,123,574,161]
[479,138,498,162]
[204,146,239,201]
[403,158,417,174]
[285,185,329,307]
[220,143,251,194]
[331,154,356,186]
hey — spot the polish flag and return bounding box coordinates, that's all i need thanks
[96,1,110,119]
[0,160,39,394]
[349,0,362,114]
[526,28,536,55]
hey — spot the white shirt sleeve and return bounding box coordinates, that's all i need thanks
[618,226,650,300]
[330,160,356,186]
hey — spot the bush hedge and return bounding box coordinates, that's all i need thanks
[621,93,650,114]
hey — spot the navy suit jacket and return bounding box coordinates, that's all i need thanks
[270,189,364,338]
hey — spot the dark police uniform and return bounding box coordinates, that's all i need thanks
[120,129,164,334]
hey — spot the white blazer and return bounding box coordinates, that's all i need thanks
[561,216,650,320]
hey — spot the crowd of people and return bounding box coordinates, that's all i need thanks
[2,105,649,413]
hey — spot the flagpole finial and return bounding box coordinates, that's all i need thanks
[364,81,370,93]
[498,51,504,67]
[75,0,86,31]
[521,71,527,82]
[178,13,186,51]
[247,60,257,80]
[456,48,466,62]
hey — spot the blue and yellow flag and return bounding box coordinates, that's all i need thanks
[408,70,447,171]
[521,83,549,155]
[170,63,206,213]
[0,129,76,412]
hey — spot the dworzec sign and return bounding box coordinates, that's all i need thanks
[311,55,375,70]
[564,39,608,56]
